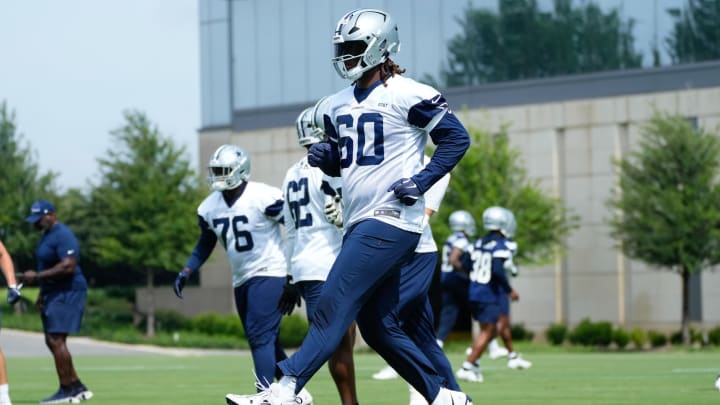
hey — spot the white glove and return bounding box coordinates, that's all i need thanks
[324,195,343,227]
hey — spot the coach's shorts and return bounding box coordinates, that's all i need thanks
[42,289,86,334]
[470,300,500,324]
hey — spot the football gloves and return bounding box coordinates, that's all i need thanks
[277,278,302,316]
[174,270,190,299]
[7,284,21,305]
[324,195,343,227]
[387,177,421,206]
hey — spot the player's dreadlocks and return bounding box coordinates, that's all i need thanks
[380,58,405,86]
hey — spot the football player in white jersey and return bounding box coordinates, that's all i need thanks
[226,8,472,405]
[436,210,475,347]
[174,145,312,400]
[277,101,358,405]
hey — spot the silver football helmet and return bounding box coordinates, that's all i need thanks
[502,208,517,238]
[207,144,250,191]
[295,107,325,147]
[449,210,476,237]
[331,8,400,82]
[483,206,507,233]
[311,96,331,133]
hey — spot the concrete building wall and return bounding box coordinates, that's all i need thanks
[189,85,720,331]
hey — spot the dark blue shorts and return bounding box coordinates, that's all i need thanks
[42,289,86,334]
[469,301,500,324]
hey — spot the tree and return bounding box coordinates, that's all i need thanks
[432,125,578,267]
[666,0,720,64]
[608,113,720,345]
[89,111,203,336]
[0,101,59,270]
[441,0,642,87]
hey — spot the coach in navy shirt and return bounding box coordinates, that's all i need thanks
[23,200,93,404]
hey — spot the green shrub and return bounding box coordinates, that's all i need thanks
[612,328,630,349]
[708,326,720,346]
[647,330,668,347]
[629,328,646,348]
[188,313,244,337]
[545,323,567,345]
[279,314,309,348]
[669,328,703,345]
[154,309,189,332]
[568,319,613,346]
[510,323,534,341]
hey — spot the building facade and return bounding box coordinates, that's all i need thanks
[140,1,720,333]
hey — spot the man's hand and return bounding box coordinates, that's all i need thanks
[277,279,302,316]
[22,270,38,284]
[174,270,191,299]
[307,143,332,168]
[510,290,519,301]
[7,284,21,305]
[387,178,421,206]
[324,195,343,227]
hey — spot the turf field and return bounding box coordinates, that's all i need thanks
[7,348,720,404]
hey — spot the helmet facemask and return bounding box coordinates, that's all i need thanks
[331,9,400,82]
[296,107,325,147]
[207,145,250,191]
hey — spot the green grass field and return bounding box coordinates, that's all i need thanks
[7,348,720,404]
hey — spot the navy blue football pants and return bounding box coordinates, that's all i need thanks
[399,252,461,391]
[234,276,288,388]
[436,271,470,341]
[278,219,445,401]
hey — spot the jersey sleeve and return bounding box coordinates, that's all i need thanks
[56,227,80,260]
[403,82,449,133]
[259,184,285,222]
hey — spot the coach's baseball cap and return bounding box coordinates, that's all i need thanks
[25,200,55,223]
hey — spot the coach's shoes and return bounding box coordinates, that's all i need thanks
[226,382,301,405]
[488,340,509,359]
[455,361,483,383]
[507,353,532,369]
[70,383,93,402]
[372,365,399,380]
[39,387,80,404]
[430,388,473,405]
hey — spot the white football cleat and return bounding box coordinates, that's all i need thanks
[455,361,483,383]
[507,353,532,370]
[372,365,399,380]
[225,382,301,405]
[430,388,473,405]
[408,384,428,405]
[464,347,472,356]
[296,388,313,404]
[488,346,509,360]
[715,374,720,391]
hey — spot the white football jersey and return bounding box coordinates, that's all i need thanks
[440,231,470,273]
[197,181,287,287]
[416,156,451,254]
[281,157,343,282]
[325,75,449,233]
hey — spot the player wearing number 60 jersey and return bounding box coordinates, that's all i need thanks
[173,144,292,395]
[227,8,471,405]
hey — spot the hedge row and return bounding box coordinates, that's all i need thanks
[544,318,720,348]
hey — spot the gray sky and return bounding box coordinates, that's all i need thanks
[0,0,679,191]
[0,0,199,191]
